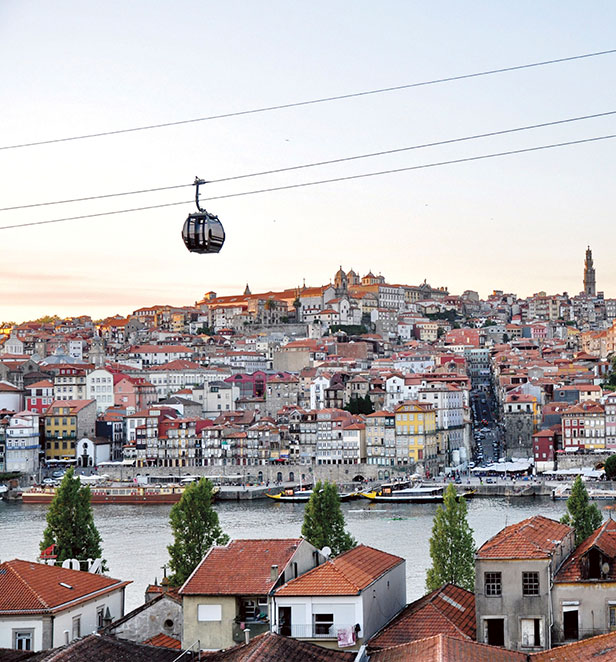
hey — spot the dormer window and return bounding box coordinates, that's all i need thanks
[583,547,609,580]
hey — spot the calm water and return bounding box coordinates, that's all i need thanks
[0,497,573,612]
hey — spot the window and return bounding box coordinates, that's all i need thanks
[522,572,540,596]
[521,618,542,647]
[609,605,616,631]
[72,616,81,640]
[97,606,105,629]
[198,604,221,621]
[313,613,334,636]
[13,630,33,651]
[485,572,502,596]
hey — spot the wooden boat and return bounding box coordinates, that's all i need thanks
[266,487,356,502]
[21,483,200,505]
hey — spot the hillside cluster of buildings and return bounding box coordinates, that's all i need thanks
[1,253,616,479]
[3,514,616,660]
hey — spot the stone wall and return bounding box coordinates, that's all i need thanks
[102,462,402,485]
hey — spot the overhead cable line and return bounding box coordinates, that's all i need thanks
[1,48,615,152]
[2,108,616,212]
[1,132,614,232]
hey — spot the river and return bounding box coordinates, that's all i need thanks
[0,497,572,612]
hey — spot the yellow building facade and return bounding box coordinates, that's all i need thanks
[394,401,437,470]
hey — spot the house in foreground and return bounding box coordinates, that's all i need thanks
[179,538,323,651]
[273,544,406,651]
[0,559,130,652]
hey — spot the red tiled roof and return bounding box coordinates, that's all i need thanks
[477,515,572,560]
[180,539,303,596]
[200,631,355,661]
[532,630,616,661]
[143,633,182,650]
[26,380,54,389]
[45,399,95,415]
[555,519,616,583]
[367,584,475,651]
[276,545,403,596]
[0,559,130,614]
[369,633,526,662]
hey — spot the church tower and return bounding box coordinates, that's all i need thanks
[584,246,596,297]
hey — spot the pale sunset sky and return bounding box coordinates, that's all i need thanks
[1,1,615,322]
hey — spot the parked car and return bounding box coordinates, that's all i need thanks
[52,470,65,479]
[42,478,57,486]
[486,477,496,484]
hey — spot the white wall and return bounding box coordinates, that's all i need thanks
[0,617,44,651]
[51,589,125,648]
[361,560,406,640]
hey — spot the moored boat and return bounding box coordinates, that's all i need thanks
[266,487,356,502]
[360,483,444,503]
[21,483,198,505]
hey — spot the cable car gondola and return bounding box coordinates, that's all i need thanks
[182,177,225,254]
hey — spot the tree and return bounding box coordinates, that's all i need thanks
[40,468,106,570]
[560,475,603,545]
[301,481,356,556]
[167,478,229,586]
[425,484,475,592]
[360,394,374,414]
[605,455,616,480]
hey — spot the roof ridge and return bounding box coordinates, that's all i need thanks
[6,560,50,609]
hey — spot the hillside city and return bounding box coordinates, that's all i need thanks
[3,249,616,661]
[1,248,615,478]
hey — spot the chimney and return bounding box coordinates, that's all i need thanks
[244,628,251,644]
[270,564,279,582]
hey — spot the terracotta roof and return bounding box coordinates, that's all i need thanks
[532,630,616,661]
[0,559,130,614]
[26,380,54,389]
[477,515,572,560]
[45,399,96,416]
[276,545,403,596]
[367,584,475,651]
[555,519,616,583]
[369,633,526,662]
[10,633,197,661]
[180,539,303,596]
[200,631,355,661]
[142,633,182,650]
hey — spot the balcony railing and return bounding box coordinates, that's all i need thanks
[276,623,358,640]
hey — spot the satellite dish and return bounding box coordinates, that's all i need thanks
[602,562,610,575]
[321,546,332,559]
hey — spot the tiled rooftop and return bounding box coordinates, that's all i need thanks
[0,559,130,615]
[477,516,572,560]
[200,631,355,661]
[367,584,475,650]
[275,544,403,597]
[555,519,616,583]
[369,633,527,662]
[180,539,302,596]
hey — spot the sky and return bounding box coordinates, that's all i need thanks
[1,1,615,323]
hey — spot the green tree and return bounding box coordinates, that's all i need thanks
[605,455,616,480]
[40,468,106,570]
[361,394,374,414]
[167,478,229,586]
[425,483,475,592]
[560,475,603,545]
[301,481,356,556]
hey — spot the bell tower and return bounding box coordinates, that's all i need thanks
[583,246,596,297]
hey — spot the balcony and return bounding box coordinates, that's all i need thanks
[276,623,358,640]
